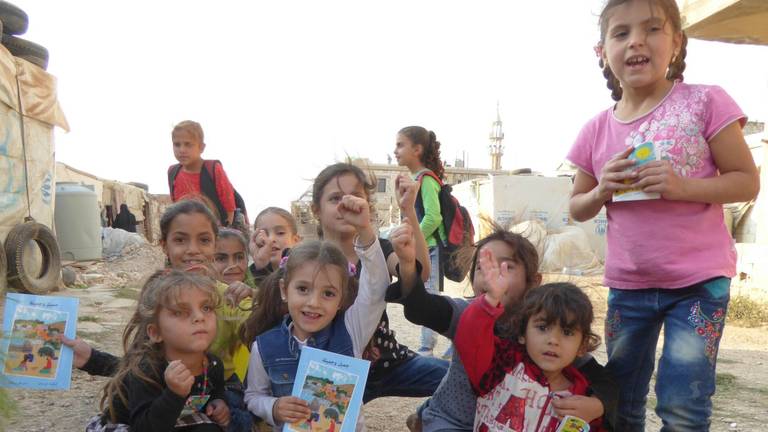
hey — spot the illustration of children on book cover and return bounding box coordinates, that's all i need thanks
[287,347,370,432]
[1,293,78,390]
[289,361,357,432]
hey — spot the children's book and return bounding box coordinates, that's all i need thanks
[613,140,661,202]
[557,415,590,432]
[1,293,78,390]
[285,346,370,432]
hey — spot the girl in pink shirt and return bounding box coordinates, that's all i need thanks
[566,1,759,431]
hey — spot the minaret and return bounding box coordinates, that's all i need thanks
[489,102,504,170]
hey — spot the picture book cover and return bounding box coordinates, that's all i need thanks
[613,140,662,202]
[1,293,79,390]
[285,346,371,432]
[557,415,590,432]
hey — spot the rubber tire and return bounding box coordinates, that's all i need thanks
[0,1,27,35]
[0,239,6,294]
[5,221,61,294]
[1,33,48,69]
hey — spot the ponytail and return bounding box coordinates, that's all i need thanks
[398,126,445,179]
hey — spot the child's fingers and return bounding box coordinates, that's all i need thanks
[499,261,510,277]
[611,146,635,160]
[182,374,195,388]
[286,396,309,407]
[479,250,498,275]
[166,359,183,372]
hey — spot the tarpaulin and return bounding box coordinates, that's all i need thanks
[0,45,69,242]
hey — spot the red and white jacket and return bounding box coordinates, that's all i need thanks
[455,297,605,432]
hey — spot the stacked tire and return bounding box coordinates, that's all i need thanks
[0,1,49,70]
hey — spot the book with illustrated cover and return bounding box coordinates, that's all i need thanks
[1,293,78,390]
[285,346,370,432]
[557,415,590,432]
[613,140,662,202]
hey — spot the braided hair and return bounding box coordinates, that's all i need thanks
[598,0,687,101]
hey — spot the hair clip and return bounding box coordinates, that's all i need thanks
[279,256,289,269]
[348,262,357,277]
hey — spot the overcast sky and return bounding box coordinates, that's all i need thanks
[15,0,768,216]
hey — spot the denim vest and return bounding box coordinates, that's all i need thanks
[256,314,354,398]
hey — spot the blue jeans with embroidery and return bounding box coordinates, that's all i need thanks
[419,246,441,351]
[605,277,730,432]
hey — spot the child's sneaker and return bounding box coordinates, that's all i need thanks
[406,413,423,432]
[416,347,433,357]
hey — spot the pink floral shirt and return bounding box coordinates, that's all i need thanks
[567,82,745,289]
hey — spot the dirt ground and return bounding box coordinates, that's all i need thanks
[2,245,767,432]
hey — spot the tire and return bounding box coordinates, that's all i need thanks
[0,1,27,35]
[5,221,61,294]
[1,33,48,69]
[0,240,6,294]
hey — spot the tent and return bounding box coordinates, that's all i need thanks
[680,0,768,45]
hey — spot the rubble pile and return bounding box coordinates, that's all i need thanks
[62,243,165,289]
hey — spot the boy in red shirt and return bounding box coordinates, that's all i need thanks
[168,120,236,226]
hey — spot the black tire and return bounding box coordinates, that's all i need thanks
[0,1,27,35]
[0,239,7,294]
[5,221,61,294]
[1,33,48,69]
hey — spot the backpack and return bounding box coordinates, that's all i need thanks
[414,171,475,283]
[167,160,249,227]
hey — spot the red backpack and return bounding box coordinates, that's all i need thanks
[167,160,249,227]
[415,171,475,283]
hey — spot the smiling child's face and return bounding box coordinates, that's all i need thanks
[162,212,216,275]
[213,236,247,284]
[280,261,344,341]
[255,212,300,268]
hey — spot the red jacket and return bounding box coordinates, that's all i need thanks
[456,296,606,432]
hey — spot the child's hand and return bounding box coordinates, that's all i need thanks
[337,195,371,230]
[395,174,419,212]
[165,360,195,398]
[390,220,416,266]
[61,336,92,369]
[184,261,217,279]
[634,160,685,200]
[224,281,255,307]
[250,229,272,270]
[478,249,513,307]
[205,398,231,427]
[596,146,637,202]
[273,396,311,424]
[552,395,604,423]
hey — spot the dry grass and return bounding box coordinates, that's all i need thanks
[727,296,768,328]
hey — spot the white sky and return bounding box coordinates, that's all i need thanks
[15,0,768,216]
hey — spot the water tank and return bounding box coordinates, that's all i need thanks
[54,182,102,261]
